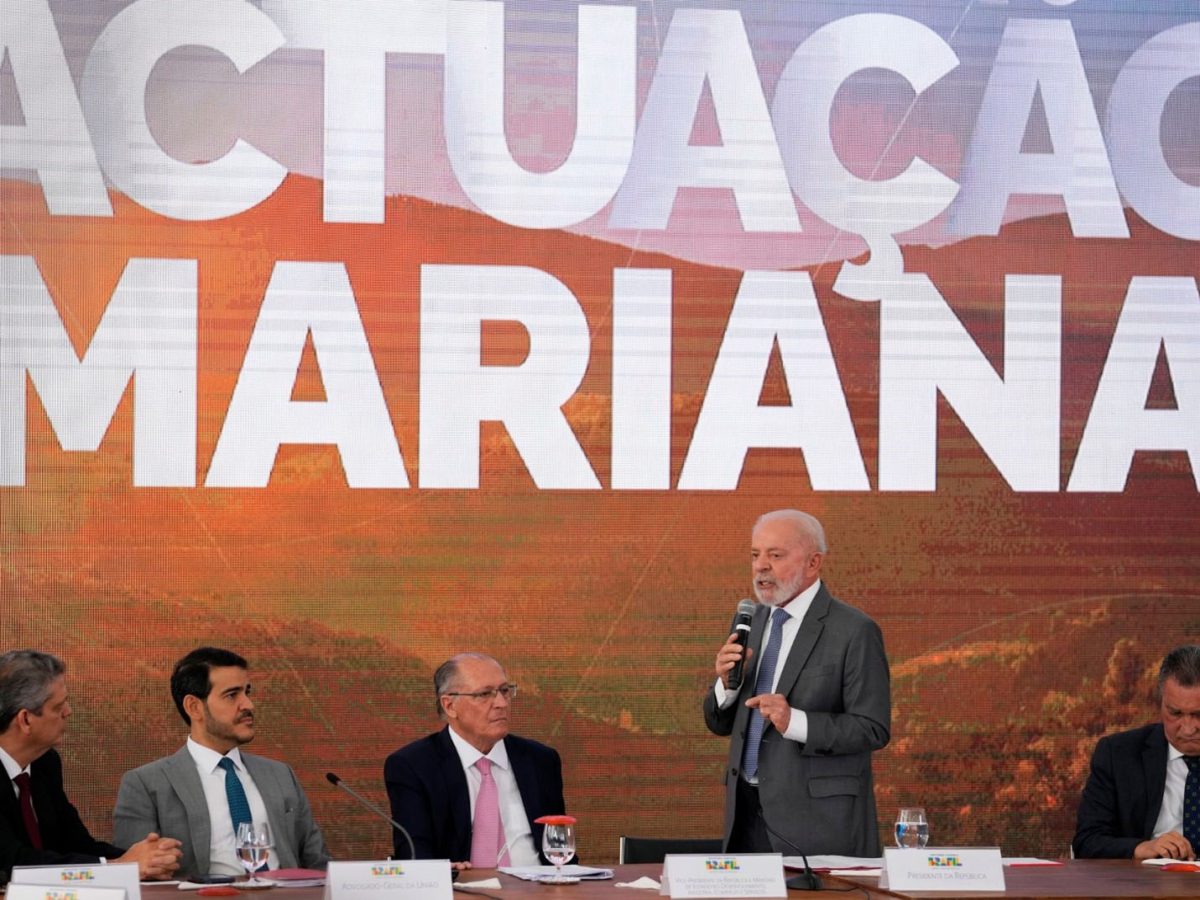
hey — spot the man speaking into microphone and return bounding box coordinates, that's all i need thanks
[704,510,891,856]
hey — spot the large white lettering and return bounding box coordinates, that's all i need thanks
[206,262,408,488]
[951,19,1126,239]
[419,265,599,489]
[0,0,112,215]
[1069,278,1200,491]
[0,255,196,486]
[609,8,797,232]
[444,2,636,229]
[878,274,1062,491]
[678,271,868,490]
[262,0,447,223]
[80,0,286,220]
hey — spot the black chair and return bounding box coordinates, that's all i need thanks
[618,836,724,864]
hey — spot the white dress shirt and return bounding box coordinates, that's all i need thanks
[0,746,32,801]
[1153,741,1189,837]
[186,738,279,875]
[447,728,539,866]
[714,579,822,751]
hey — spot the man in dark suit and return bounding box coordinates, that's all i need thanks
[1073,644,1200,860]
[704,510,891,856]
[384,653,566,869]
[0,649,181,884]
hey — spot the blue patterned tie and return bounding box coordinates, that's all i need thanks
[218,756,253,835]
[1184,756,1200,851]
[742,607,790,779]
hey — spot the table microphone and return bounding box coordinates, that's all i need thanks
[758,815,823,891]
[725,599,757,691]
[325,771,417,862]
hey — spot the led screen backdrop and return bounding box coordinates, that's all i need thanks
[3,0,1200,862]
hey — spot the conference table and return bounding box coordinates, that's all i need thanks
[127,860,1200,900]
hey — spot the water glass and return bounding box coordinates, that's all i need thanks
[895,807,929,849]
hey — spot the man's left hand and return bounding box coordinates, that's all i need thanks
[745,693,791,733]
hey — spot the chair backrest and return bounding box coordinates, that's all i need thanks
[619,836,724,864]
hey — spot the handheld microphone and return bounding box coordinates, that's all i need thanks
[325,772,417,862]
[758,815,823,891]
[725,599,757,691]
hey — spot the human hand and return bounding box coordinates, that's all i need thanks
[1134,831,1195,861]
[117,832,183,880]
[745,693,791,733]
[715,634,753,687]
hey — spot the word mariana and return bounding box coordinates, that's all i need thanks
[3,257,1196,492]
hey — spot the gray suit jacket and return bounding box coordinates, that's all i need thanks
[112,747,329,878]
[703,585,891,856]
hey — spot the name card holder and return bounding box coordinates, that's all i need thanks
[660,853,787,899]
[882,847,1005,892]
[323,859,453,900]
[12,863,140,900]
[7,885,126,900]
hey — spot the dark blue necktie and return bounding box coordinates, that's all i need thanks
[742,607,790,779]
[1184,756,1200,851]
[218,756,253,835]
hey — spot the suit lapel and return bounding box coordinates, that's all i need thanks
[1142,725,1169,835]
[507,739,537,832]
[164,747,214,874]
[773,586,830,699]
[242,754,293,867]
[435,728,472,854]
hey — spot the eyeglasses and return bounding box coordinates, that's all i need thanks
[444,684,519,702]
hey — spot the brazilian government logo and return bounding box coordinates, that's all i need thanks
[370,865,406,876]
[704,858,741,871]
[927,855,963,868]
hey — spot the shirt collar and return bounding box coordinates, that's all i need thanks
[0,745,30,781]
[447,726,511,772]
[777,578,822,620]
[187,736,246,774]
[1166,740,1186,762]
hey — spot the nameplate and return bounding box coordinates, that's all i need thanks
[882,847,1005,892]
[323,860,453,900]
[7,886,126,900]
[660,853,787,898]
[12,863,139,900]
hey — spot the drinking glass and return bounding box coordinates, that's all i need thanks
[894,807,929,849]
[541,821,577,883]
[236,821,274,887]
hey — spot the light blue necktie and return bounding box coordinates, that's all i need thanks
[741,607,789,780]
[217,756,253,835]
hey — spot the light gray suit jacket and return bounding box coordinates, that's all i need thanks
[703,585,891,856]
[113,747,330,878]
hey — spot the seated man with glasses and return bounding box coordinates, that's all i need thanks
[384,653,566,868]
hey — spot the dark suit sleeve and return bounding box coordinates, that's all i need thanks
[802,614,890,756]
[2,751,124,884]
[384,749,451,860]
[1072,735,1144,859]
[524,742,566,862]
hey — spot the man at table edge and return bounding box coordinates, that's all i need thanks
[1073,644,1200,860]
